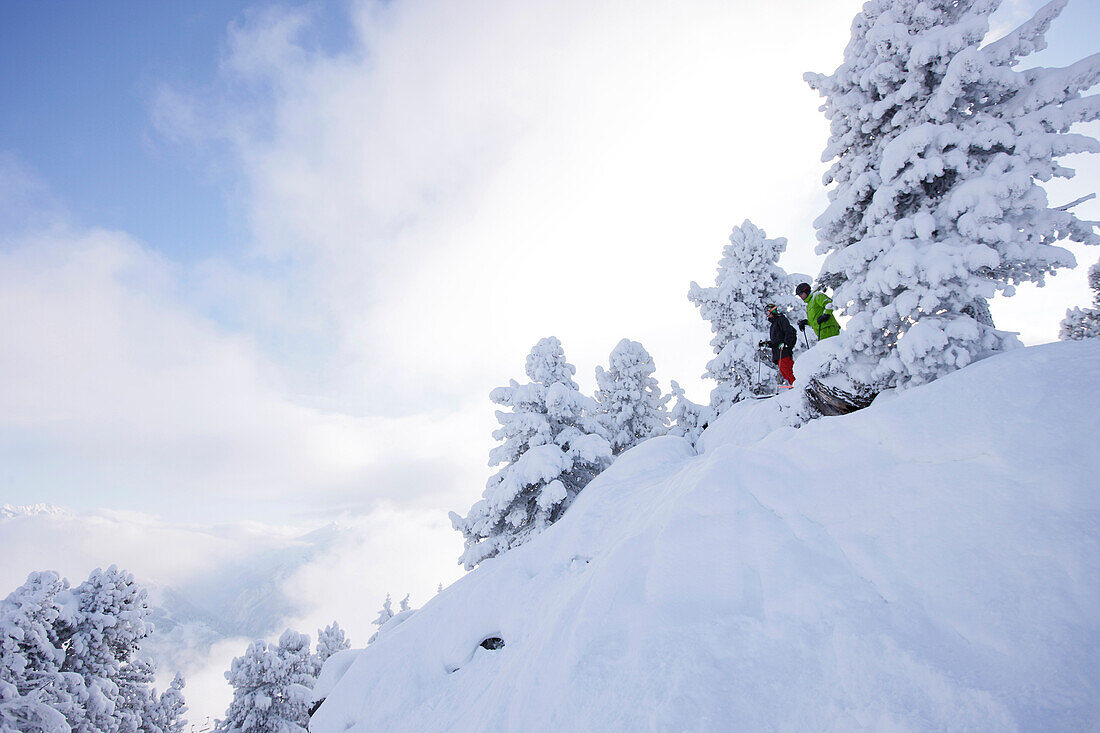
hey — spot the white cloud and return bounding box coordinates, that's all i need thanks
[0,221,488,520]
[5,0,1093,542]
[152,0,871,416]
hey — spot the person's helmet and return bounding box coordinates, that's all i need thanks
[764,303,778,317]
[795,282,811,297]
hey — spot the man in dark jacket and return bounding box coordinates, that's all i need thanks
[764,304,797,387]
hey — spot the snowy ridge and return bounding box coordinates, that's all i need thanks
[0,503,71,519]
[311,341,1100,731]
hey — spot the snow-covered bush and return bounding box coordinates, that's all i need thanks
[689,219,803,413]
[450,337,612,570]
[1061,258,1100,340]
[594,339,669,455]
[216,630,313,733]
[0,568,186,733]
[667,381,713,449]
[805,0,1099,390]
[312,623,349,675]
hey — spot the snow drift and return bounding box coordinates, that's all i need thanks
[311,341,1100,731]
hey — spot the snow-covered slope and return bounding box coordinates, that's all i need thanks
[311,341,1100,731]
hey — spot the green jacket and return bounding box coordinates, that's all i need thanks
[806,291,841,340]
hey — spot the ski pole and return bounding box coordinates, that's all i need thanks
[801,325,810,350]
[756,345,762,391]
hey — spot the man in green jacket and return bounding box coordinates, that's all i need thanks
[795,282,841,340]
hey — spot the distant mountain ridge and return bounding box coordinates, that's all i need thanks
[0,503,71,519]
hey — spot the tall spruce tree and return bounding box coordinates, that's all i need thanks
[805,0,1099,389]
[689,219,802,413]
[594,339,670,455]
[450,337,612,570]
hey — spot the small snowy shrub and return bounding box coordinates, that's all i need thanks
[594,339,669,455]
[1060,259,1100,340]
[367,595,394,645]
[689,219,803,413]
[805,0,1099,389]
[450,337,612,570]
[667,381,714,449]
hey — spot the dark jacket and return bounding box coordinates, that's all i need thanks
[768,313,797,364]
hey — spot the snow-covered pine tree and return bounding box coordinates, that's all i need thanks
[63,565,154,733]
[367,596,393,645]
[117,657,158,733]
[667,381,713,449]
[688,219,803,414]
[398,595,410,613]
[1061,258,1100,339]
[312,623,349,675]
[216,630,313,733]
[1,569,185,733]
[450,337,612,570]
[805,0,1099,389]
[148,673,187,733]
[0,572,74,733]
[594,339,669,455]
[127,661,187,733]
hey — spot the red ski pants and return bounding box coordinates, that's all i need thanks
[778,356,795,386]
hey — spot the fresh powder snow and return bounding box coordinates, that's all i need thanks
[310,340,1100,731]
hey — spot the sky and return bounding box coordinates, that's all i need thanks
[1,0,1098,719]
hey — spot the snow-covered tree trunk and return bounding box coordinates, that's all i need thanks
[594,339,669,455]
[689,219,804,413]
[805,0,1099,390]
[450,337,612,570]
[1061,258,1100,339]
